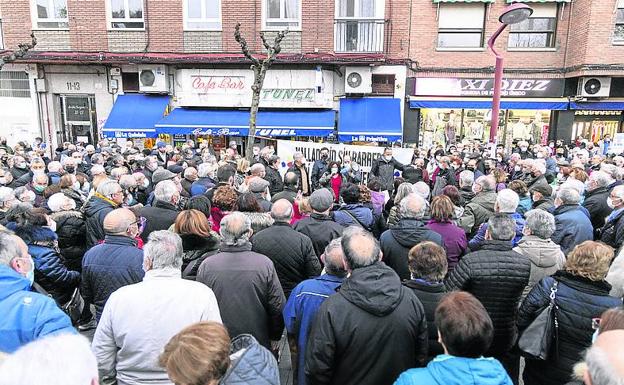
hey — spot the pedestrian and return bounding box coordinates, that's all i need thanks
[294,188,344,258]
[370,147,404,192]
[139,180,181,241]
[47,193,87,272]
[264,155,284,196]
[425,195,467,272]
[468,189,525,251]
[583,170,613,235]
[174,209,220,280]
[458,170,475,204]
[287,152,311,196]
[248,176,273,212]
[82,180,123,248]
[458,175,497,237]
[387,182,414,227]
[599,185,624,249]
[332,183,374,229]
[272,171,299,204]
[311,147,330,192]
[233,193,274,234]
[210,185,237,233]
[319,161,344,203]
[508,180,532,215]
[551,187,594,255]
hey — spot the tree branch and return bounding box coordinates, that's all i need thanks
[234,23,260,67]
[259,32,272,52]
[0,32,37,70]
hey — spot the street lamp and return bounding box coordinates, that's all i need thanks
[487,3,533,148]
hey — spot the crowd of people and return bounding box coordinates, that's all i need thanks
[0,134,624,385]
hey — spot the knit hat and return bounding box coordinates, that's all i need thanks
[309,189,333,212]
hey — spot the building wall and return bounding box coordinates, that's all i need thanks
[301,0,334,53]
[221,0,262,52]
[67,0,108,51]
[33,31,71,51]
[146,0,183,52]
[183,32,223,52]
[107,31,148,52]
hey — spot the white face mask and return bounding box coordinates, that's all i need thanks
[73,181,81,190]
[331,168,339,174]
[607,197,621,209]
[384,155,392,161]
[47,219,57,232]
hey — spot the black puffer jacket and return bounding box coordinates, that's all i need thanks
[294,212,344,258]
[180,232,220,280]
[403,279,446,362]
[82,195,117,248]
[49,210,86,272]
[305,262,428,385]
[252,222,321,298]
[139,200,180,241]
[380,219,444,281]
[599,209,624,249]
[518,271,622,385]
[264,166,284,196]
[582,186,612,235]
[445,240,531,356]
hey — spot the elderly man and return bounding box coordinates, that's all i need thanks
[581,330,624,385]
[458,175,498,237]
[92,231,221,385]
[284,238,346,385]
[180,167,197,196]
[81,208,144,321]
[380,193,443,280]
[525,159,550,192]
[252,199,321,298]
[599,185,624,250]
[446,214,531,378]
[10,155,29,181]
[205,164,236,202]
[139,180,181,241]
[458,170,475,204]
[197,212,285,350]
[469,189,526,251]
[272,171,298,204]
[529,183,554,211]
[583,170,613,234]
[305,227,428,385]
[14,157,46,188]
[287,152,310,196]
[0,231,75,353]
[248,176,272,212]
[29,172,48,207]
[83,180,124,248]
[294,188,344,257]
[190,162,216,197]
[311,147,331,192]
[250,162,266,178]
[0,167,15,188]
[552,187,594,255]
[0,186,16,222]
[370,147,405,192]
[264,155,284,196]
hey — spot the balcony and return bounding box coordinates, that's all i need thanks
[334,19,387,53]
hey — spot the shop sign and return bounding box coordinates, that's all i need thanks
[176,69,334,109]
[413,77,565,98]
[65,97,90,122]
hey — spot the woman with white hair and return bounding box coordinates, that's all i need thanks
[48,192,87,272]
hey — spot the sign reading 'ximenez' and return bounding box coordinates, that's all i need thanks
[413,77,565,98]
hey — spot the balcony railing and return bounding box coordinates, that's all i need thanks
[334,19,387,53]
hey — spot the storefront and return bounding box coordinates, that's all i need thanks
[569,101,624,143]
[101,94,170,139]
[409,77,568,148]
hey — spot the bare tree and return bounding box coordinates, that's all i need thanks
[234,23,288,161]
[0,33,37,70]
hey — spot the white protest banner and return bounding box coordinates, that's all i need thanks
[608,133,624,155]
[276,140,414,182]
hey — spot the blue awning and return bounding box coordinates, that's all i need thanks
[155,108,335,137]
[102,94,169,138]
[569,101,624,111]
[409,98,569,110]
[338,98,402,142]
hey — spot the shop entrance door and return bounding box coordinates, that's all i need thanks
[59,95,97,144]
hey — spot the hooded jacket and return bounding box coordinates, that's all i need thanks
[83,194,118,248]
[381,219,444,280]
[468,212,526,251]
[180,232,220,280]
[394,355,513,385]
[458,191,497,237]
[220,334,280,385]
[551,204,594,255]
[305,262,428,385]
[49,210,86,272]
[513,235,565,300]
[0,265,76,353]
[403,279,446,362]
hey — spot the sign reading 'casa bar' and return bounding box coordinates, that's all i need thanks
[413,77,565,98]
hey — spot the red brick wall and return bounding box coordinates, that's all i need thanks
[1,0,32,49]
[301,0,334,53]
[385,0,410,59]
[67,0,108,51]
[221,0,261,52]
[145,0,183,52]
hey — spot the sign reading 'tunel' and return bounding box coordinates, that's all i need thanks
[413,77,565,98]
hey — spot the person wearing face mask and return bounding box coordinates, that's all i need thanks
[0,167,16,188]
[341,155,363,185]
[319,161,345,203]
[5,208,80,309]
[263,155,284,196]
[139,180,181,242]
[311,147,331,192]
[141,155,159,188]
[29,173,49,208]
[14,157,46,188]
[516,141,533,160]
[287,151,311,196]
[59,174,86,210]
[0,231,75,353]
[10,155,29,181]
[14,186,37,205]
[151,142,169,166]
[598,185,624,250]
[371,147,405,193]
[83,180,125,248]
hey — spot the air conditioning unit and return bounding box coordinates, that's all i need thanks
[344,67,372,94]
[577,77,611,98]
[138,65,169,93]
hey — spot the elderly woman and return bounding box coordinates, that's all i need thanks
[518,241,622,385]
[233,193,274,234]
[58,173,86,209]
[513,209,565,300]
[387,183,414,228]
[403,242,448,362]
[175,209,220,280]
[47,192,87,272]
[426,195,467,272]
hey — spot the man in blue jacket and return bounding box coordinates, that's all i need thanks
[283,238,346,385]
[551,187,594,255]
[0,231,75,353]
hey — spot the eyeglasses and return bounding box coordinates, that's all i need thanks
[592,318,601,331]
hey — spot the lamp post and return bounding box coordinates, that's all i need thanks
[488,3,533,150]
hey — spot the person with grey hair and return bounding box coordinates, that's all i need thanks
[93,230,221,385]
[380,194,443,280]
[0,230,75,353]
[287,151,310,196]
[83,180,124,248]
[283,237,346,385]
[552,187,594,255]
[514,209,565,300]
[197,212,285,351]
[250,162,266,178]
[264,155,284,196]
[459,169,476,203]
[0,333,98,385]
[139,180,181,242]
[458,175,498,237]
[0,186,16,222]
[446,213,530,378]
[306,227,428,385]
[180,166,197,196]
[583,170,614,234]
[191,162,216,196]
[599,185,624,250]
[581,330,624,385]
[294,188,344,257]
[468,189,525,251]
[29,172,48,207]
[252,199,320,299]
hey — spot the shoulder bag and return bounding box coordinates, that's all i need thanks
[518,281,559,361]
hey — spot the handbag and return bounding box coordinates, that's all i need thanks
[62,288,85,325]
[518,281,559,360]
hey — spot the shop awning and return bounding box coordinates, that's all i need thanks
[101,94,169,138]
[155,108,336,137]
[338,98,402,142]
[409,97,569,110]
[569,101,624,111]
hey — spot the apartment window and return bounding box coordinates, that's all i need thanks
[184,0,221,30]
[263,0,300,30]
[0,72,31,98]
[437,3,485,49]
[110,0,144,29]
[508,4,557,49]
[371,74,395,95]
[335,0,385,52]
[616,0,624,42]
[33,0,69,29]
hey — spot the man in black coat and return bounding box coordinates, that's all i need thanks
[370,147,404,192]
[294,189,344,258]
[445,213,530,380]
[583,170,613,235]
[139,180,181,242]
[599,185,624,250]
[252,199,321,299]
[305,227,428,385]
[82,180,123,248]
[264,155,284,196]
[380,194,443,281]
[311,147,330,192]
[272,171,298,204]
